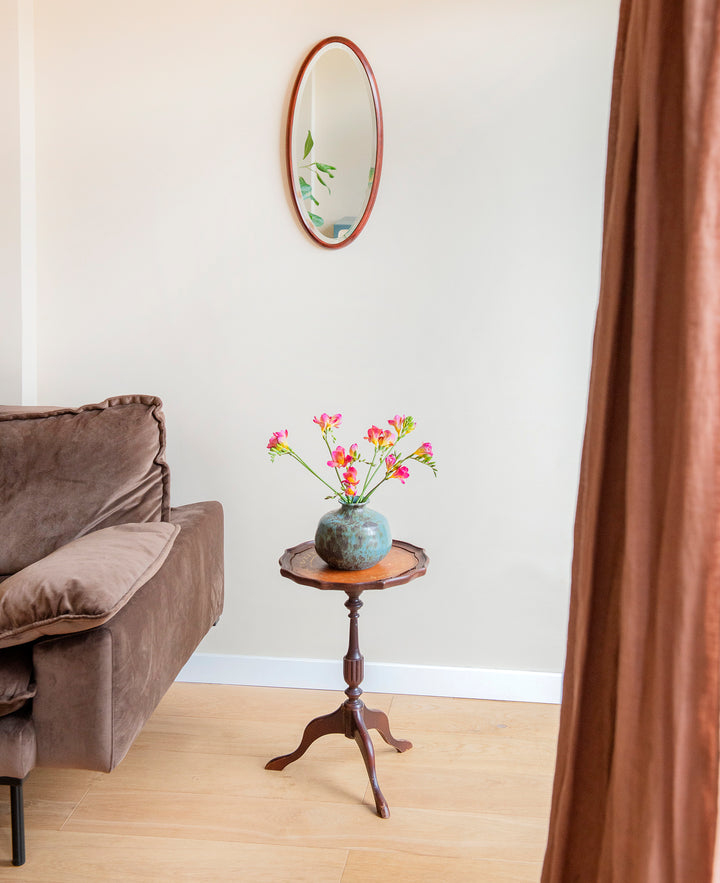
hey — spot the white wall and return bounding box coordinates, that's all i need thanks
[22,0,618,684]
[0,0,22,402]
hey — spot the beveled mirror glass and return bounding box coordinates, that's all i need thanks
[287,37,383,249]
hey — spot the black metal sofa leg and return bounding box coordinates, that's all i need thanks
[0,778,25,866]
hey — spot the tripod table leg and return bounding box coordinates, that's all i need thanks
[362,707,413,753]
[265,705,345,771]
[351,705,390,819]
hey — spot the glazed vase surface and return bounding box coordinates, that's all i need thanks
[314,503,391,570]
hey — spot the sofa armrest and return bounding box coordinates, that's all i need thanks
[31,501,223,772]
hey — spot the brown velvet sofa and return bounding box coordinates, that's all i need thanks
[0,395,224,865]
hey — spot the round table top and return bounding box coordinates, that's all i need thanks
[279,540,429,591]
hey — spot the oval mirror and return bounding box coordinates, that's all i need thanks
[286,37,383,249]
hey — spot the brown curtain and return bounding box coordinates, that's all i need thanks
[542,0,720,880]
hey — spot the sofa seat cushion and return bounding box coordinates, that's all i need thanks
[0,645,36,717]
[0,522,180,649]
[0,395,171,573]
[0,709,37,779]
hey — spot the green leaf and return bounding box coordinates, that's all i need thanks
[315,174,331,195]
[298,177,312,199]
[308,211,324,227]
[315,163,336,173]
[303,130,314,159]
[299,177,320,205]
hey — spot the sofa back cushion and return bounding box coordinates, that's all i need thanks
[0,395,170,573]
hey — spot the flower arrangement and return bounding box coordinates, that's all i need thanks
[267,413,437,505]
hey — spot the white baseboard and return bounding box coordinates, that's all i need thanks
[177,653,563,704]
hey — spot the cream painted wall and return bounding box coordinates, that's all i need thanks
[29,0,619,674]
[0,0,22,402]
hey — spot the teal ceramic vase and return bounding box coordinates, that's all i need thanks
[314,502,392,570]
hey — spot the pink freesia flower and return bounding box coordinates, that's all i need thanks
[342,465,360,497]
[342,465,359,486]
[267,430,289,451]
[413,442,433,459]
[313,413,342,433]
[327,446,349,468]
[390,465,410,484]
[388,415,405,434]
[365,425,381,445]
[348,443,359,461]
[365,425,395,448]
[385,454,397,471]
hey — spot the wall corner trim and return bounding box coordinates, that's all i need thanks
[177,653,563,704]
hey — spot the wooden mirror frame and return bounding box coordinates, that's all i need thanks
[286,37,384,249]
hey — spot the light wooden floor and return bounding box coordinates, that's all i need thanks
[0,684,560,881]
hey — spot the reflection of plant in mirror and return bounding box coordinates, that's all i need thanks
[297,130,336,228]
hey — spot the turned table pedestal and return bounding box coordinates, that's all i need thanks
[265,540,429,818]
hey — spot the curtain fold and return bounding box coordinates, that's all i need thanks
[542,1,720,880]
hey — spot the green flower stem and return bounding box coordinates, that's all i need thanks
[361,453,389,496]
[359,447,381,497]
[288,451,341,499]
[358,427,411,498]
[361,433,407,497]
[320,433,344,489]
[361,451,428,502]
[361,450,406,501]
[359,475,388,501]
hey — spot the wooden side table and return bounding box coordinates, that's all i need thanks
[265,540,429,818]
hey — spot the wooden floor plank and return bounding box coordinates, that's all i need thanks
[0,769,101,838]
[0,830,348,882]
[136,709,392,761]
[98,745,371,806]
[153,684,391,722]
[389,694,560,739]
[63,789,549,863]
[342,850,543,883]
[361,762,553,817]
[0,684,559,878]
